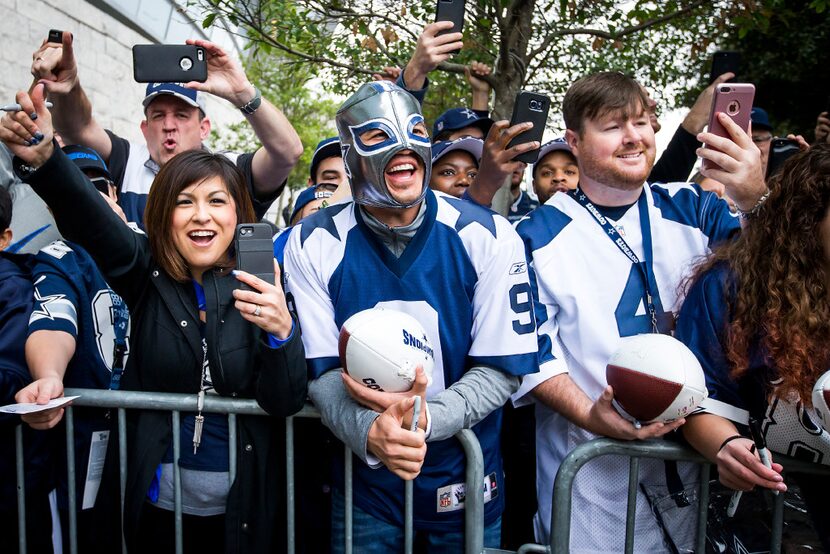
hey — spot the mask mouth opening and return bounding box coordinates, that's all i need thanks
[380,149,430,207]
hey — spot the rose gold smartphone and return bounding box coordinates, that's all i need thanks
[703,83,755,171]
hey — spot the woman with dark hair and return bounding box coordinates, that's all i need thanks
[677,143,830,540]
[0,86,307,553]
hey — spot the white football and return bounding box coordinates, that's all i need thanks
[606,334,708,423]
[339,307,435,392]
[812,370,830,430]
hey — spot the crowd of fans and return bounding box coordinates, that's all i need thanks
[1,18,830,554]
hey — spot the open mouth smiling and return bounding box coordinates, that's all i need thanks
[188,230,216,246]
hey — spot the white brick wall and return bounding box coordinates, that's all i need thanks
[0,0,244,144]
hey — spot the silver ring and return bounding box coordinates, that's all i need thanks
[253,305,261,317]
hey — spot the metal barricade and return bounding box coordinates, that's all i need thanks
[516,437,830,554]
[12,388,487,554]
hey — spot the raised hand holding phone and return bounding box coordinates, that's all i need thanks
[507,91,550,164]
[701,83,755,172]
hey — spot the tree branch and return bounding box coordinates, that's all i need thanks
[314,2,422,42]
[528,0,710,60]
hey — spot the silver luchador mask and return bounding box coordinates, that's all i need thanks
[336,81,432,209]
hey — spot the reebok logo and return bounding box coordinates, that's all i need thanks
[509,262,527,275]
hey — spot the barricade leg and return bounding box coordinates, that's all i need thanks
[66,406,78,554]
[228,413,237,484]
[118,408,128,554]
[344,444,352,554]
[624,456,639,554]
[286,416,295,554]
[172,410,183,554]
[457,429,484,554]
[15,425,27,554]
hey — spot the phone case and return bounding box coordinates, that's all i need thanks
[703,83,755,171]
[435,0,465,36]
[507,91,551,164]
[710,51,740,83]
[235,223,276,290]
[132,45,207,83]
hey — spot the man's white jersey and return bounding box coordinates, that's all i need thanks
[284,189,538,530]
[514,183,739,552]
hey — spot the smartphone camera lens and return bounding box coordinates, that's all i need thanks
[179,57,193,71]
[241,227,252,236]
[529,99,544,112]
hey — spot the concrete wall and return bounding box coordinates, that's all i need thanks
[0,0,245,144]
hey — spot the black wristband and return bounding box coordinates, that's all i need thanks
[238,88,262,115]
[718,434,745,452]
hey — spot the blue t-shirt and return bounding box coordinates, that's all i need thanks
[677,262,830,465]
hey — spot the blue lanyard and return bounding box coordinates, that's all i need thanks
[568,187,660,333]
[108,290,129,390]
[191,280,213,391]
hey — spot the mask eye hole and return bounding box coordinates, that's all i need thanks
[406,115,431,144]
[350,119,400,154]
[359,128,390,146]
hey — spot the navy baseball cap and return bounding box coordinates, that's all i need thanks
[143,83,207,113]
[62,144,112,180]
[290,184,335,223]
[431,137,484,165]
[432,108,493,139]
[532,138,574,179]
[309,137,342,182]
[750,107,772,132]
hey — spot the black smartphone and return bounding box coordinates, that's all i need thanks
[710,51,740,83]
[132,45,207,83]
[435,0,465,53]
[234,223,275,290]
[766,138,800,179]
[88,176,111,195]
[47,29,63,44]
[507,91,550,164]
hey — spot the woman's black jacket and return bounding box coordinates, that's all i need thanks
[21,147,308,553]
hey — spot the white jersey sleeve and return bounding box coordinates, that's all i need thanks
[283,220,342,375]
[465,216,540,372]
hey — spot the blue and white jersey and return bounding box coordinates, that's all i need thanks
[507,190,539,224]
[29,241,131,388]
[28,240,131,509]
[677,263,830,466]
[284,189,538,530]
[514,182,739,550]
[272,226,292,266]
